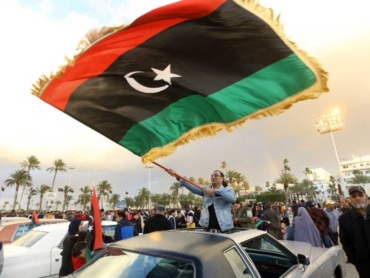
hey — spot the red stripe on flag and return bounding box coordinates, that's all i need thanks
[33,210,39,225]
[40,0,226,110]
[92,187,103,250]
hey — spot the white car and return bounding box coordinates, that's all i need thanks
[2,220,117,278]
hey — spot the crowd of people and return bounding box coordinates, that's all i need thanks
[1,169,369,278]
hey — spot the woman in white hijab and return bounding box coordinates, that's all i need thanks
[294,207,321,247]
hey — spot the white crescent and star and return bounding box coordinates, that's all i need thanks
[124,64,181,94]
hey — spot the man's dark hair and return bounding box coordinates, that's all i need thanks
[300,200,305,204]
[292,200,297,205]
[170,209,176,214]
[116,211,126,218]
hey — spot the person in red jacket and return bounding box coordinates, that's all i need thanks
[71,241,87,271]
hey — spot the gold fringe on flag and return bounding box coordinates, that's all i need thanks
[31,0,329,165]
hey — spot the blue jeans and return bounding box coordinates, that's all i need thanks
[321,235,332,248]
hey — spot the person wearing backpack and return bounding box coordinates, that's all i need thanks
[114,210,138,241]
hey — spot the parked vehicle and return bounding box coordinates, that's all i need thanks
[2,220,117,278]
[71,228,346,278]
[0,218,67,244]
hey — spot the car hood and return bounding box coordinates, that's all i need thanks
[4,244,29,256]
[280,240,326,262]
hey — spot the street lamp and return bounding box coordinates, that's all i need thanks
[144,163,154,209]
[314,108,343,178]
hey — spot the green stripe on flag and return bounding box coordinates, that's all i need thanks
[120,53,316,156]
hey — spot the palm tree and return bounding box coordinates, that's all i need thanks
[303,167,313,181]
[5,169,31,210]
[62,185,72,211]
[66,195,74,210]
[19,155,41,210]
[275,172,298,196]
[110,194,120,209]
[150,194,162,207]
[47,159,67,191]
[283,158,290,173]
[197,177,205,186]
[3,201,9,209]
[55,200,62,211]
[170,182,180,207]
[124,197,134,208]
[97,180,112,209]
[37,184,51,211]
[265,181,270,188]
[348,170,370,184]
[268,186,281,193]
[26,188,37,211]
[233,172,249,197]
[221,161,228,172]
[225,170,237,186]
[255,186,263,193]
[138,187,150,208]
[80,186,92,211]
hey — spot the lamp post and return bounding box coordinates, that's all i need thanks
[314,108,343,179]
[68,167,75,188]
[145,163,154,209]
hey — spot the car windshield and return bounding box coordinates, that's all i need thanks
[11,230,47,248]
[75,248,194,278]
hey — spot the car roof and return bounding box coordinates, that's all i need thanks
[110,230,235,261]
[33,222,70,232]
[0,218,67,226]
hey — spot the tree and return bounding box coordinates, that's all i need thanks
[328,176,339,201]
[80,186,92,211]
[124,197,134,208]
[170,182,180,207]
[256,192,286,203]
[110,194,121,209]
[37,184,51,211]
[26,188,37,211]
[275,159,298,197]
[55,200,62,211]
[5,169,31,210]
[232,172,249,197]
[66,195,74,210]
[97,180,112,209]
[255,186,263,193]
[3,201,9,209]
[20,155,41,210]
[47,159,67,191]
[138,187,150,208]
[150,194,162,207]
[268,185,282,193]
[197,177,205,186]
[221,161,228,172]
[265,181,270,188]
[62,185,71,211]
[348,170,370,184]
[303,167,313,181]
[225,170,237,186]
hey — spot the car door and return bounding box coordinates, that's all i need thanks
[50,236,66,275]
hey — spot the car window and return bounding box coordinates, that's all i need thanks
[103,225,116,237]
[13,225,33,241]
[11,230,47,247]
[224,247,253,278]
[241,235,285,255]
[75,248,195,278]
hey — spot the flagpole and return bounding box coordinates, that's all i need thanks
[152,161,203,190]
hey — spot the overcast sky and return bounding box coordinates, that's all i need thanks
[1,0,369,208]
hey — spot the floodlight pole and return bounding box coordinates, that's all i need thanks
[330,131,342,177]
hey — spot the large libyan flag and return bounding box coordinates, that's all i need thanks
[32,0,328,163]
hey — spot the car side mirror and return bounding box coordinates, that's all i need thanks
[297,254,310,266]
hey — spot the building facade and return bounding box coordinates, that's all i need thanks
[340,155,370,182]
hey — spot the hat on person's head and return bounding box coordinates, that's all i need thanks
[123,207,129,212]
[156,205,165,212]
[325,200,336,205]
[348,186,366,195]
[305,201,314,207]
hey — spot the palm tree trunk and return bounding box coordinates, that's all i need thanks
[12,187,19,210]
[40,195,43,211]
[63,193,67,211]
[51,170,57,191]
[26,197,31,211]
[18,169,30,210]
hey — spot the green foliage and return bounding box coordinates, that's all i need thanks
[256,192,286,203]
